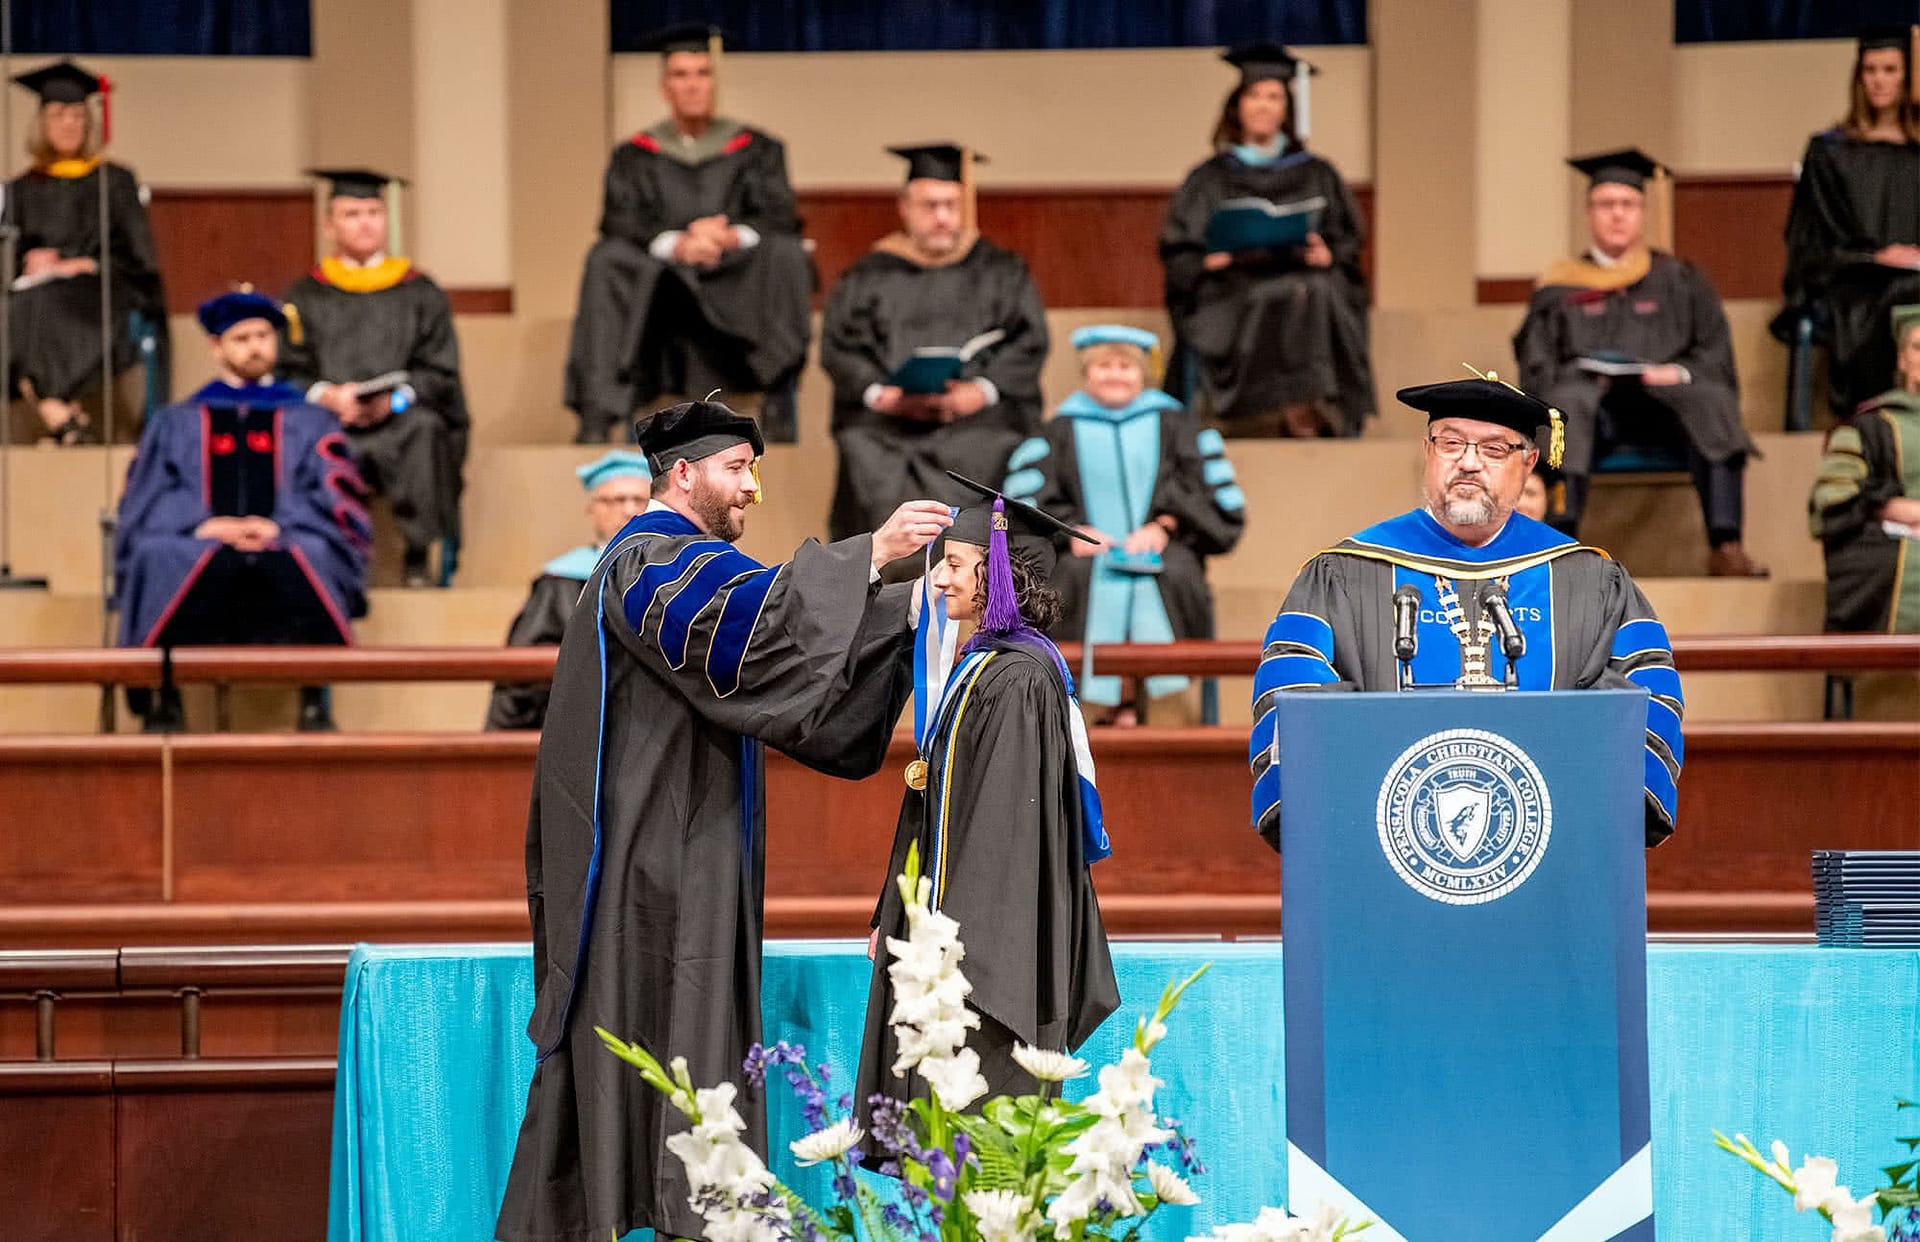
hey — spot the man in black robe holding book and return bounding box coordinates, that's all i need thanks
[564,23,812,445]
[280,168,469,587]
[1513,148,1763,577]
[821,143,1049,540]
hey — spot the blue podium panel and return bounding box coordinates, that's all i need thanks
[1278,689,1652,1242]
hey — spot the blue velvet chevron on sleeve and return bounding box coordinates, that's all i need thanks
[1249,610,1340,832]
[1609,616,1685,835]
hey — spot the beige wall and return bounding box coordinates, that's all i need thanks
[410,0,511,286]
[1673,40,1857,172]
[1475,0,1571,279]
[610,47,1375,187]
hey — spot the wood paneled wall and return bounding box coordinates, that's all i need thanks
[0,724,1909,940]
[143,175,1790,315]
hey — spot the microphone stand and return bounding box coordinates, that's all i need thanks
[0,0,47,591]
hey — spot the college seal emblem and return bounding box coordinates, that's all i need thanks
[1375,727,1552,905]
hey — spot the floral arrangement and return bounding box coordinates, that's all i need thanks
[599,844,1367,1242]
[1715,1098,1919,1242]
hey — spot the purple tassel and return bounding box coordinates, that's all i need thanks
[980,497,1022,633]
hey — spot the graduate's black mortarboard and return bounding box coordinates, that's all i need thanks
[887,143,986,185]
[1398,367,1565,468]
[307,167,397,200]
[641,22,723,55]
[13,60,103,104]
[634,399,764,475]
[1567,147,1663,192]
[942,470,1096,605]
[1856,24,1916,52]
[1222,42,1313,85]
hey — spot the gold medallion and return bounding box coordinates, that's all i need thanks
[904,758,930,790]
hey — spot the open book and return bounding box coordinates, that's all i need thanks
[1575,353,1653,378]
[1203,195,1327,253]
[887,329,1007,395]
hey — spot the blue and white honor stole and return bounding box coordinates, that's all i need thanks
[911,533,960,756]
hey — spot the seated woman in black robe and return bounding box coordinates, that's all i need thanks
[4,61,165,445]
[1780,29,1920,419]
[855,484,1118,1131]
[1159,44,1372,439]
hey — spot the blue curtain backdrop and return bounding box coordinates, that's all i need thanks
[14,1,311,56]
[1679,0,1920,43]
[609,1,1366,53]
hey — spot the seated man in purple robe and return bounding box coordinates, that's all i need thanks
[112,290,372,731]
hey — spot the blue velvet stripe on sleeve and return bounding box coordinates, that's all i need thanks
[705,565,783,696]
[1249,610,1338,829]
[657,550,764,669]
[621,541,714,634]
[1609,616,1684,827]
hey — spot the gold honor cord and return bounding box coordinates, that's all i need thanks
[1460,363,1564,469]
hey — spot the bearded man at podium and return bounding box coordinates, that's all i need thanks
[1249,375,1684,849]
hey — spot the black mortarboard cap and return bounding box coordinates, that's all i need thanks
[642,22,722,55]
[197,290,288,337]
[307,167,399,200]
[887,143,986,184]
[1567,147,1663,191]
[13,60,102,105]
[1222,43,1314,85]
[1857,24,1916,52]
[942,470,1096,582]
[634,399,763,473]
[1397,377,1556,442]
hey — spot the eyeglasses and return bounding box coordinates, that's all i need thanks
[1427,434,1532,463]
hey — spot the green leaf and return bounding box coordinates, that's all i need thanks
[1885,1161,1917,1183]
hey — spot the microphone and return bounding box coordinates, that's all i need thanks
[1483,582,1526,662]
[1392,585,1420,663]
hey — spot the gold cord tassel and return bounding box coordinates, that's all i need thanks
[1548,408,1565,469]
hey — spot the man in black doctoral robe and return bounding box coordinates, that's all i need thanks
[565,23,812,445]
[496,400,954,1242]
[1159,44,1373,437]
[1779,29,1920,419]
[1250,377,1684,851]
[279,168,468,588]
[484,450,650,731]
[5,60,166,444]
[114,292,370,732]
[822,143,1049,541]
[1513,148,1763,577]
[1811,303,1920,635]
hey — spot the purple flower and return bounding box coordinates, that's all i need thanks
[881,1202,915,1232]
[925,1149,959,1200]
[901,1182,929,1209]
[743,1043,771,1090]
[866,1094,917,1157]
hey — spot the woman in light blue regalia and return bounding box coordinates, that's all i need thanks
[1003,325,1245,722]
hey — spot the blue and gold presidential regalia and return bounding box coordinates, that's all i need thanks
[1251,507,1684,848]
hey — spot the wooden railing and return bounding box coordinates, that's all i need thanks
[0,634,1913,686]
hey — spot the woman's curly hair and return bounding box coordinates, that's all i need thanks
[971,547,1062,632]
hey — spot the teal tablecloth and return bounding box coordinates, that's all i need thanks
[326,942,1920,1242]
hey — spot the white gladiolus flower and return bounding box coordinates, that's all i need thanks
[1146,1161,1200,1206]
[1011,1044,1090,1083]
[789,1118,863,1166]
[965,1189,1039,1242]
[1828,1191,1885,1242]
[922,1046,990,1111]
[1792,1155,1842,1212]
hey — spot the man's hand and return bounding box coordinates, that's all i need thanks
[870,500,954,571]
[673,232,723,267]
[1202,251,1233,272]
[21,248,60,277]
[54,257,98,278]
[1123,522,1171,555]
[1640,364,1689,387]
[231,517,281,552]
[1881,496,1920,525]
[870,385,906,414]
[358,392,394,427]
[1301,233,1334,269]
[1874,243,1920,270]
[1071,526,1110,557]
[938,380,990,419]
[194,516,248,545]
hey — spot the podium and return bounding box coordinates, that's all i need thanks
[1278,689,1653,1241]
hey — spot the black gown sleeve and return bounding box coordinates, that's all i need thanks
[277,285,321,393]
[407,280,469,432]
[107,165,164,314]
[1671,263,1739,390]
[1313,161,1366,288]
[1150,414,1245,557]
[485,574,580,731]
[820,264,892,396]
[1810,412,1904,544]
[1782,136,1875,307]
[1009,417,1086,526]
[1159,163,1217,315]
[597,145,665,245]
[736,135,801,237]
[1513,287,1577,394]
[972,253,1049,403]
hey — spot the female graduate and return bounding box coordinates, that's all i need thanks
[1159,43,1372,438]
[1780,28,1920,419]
[855,479,1118,1129]
[1003,325,1245,723]
[5,61,165,445]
